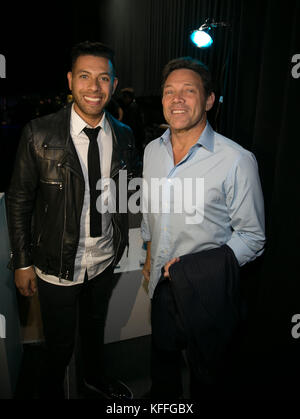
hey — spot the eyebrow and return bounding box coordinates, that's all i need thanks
[163,82,196,88]
[77,70,112,76]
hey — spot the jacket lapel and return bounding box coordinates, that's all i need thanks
[106,112,127,178]
[51,106,125,182]
[55,104,85,182]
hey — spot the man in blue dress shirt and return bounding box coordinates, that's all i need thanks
[141,57,266,398]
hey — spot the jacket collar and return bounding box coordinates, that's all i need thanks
[52,102,126,180]
[70,104,109,136]
[105,111,128,178]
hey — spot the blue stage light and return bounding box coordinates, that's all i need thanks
[190,29,213,48]
[190,19,230,49]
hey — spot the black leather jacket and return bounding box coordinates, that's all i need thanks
[6,104,137,281]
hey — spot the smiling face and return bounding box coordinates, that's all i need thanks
[162,68,215,135]
[67,54,118,126]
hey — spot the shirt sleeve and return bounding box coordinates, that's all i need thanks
[140,145,151,242]
[224,152,266,266]
[141,214,151,242]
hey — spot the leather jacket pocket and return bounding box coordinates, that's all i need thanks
[40,179,63,190]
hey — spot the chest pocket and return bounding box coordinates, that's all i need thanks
[38,144,65,182]
[42,144,65,160]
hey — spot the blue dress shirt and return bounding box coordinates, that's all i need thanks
[141,122,266,298]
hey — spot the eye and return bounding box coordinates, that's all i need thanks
[79,74,88,79]
[164,89,173,96]
[100,75,110,82]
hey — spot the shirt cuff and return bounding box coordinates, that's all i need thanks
[226,236,259,266]
[141,219,151,242]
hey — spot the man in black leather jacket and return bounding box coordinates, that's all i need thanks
[7,41,137,399]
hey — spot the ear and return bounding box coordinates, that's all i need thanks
[205,92,215,111]
[112,77,118,95]
[67,71,73,91]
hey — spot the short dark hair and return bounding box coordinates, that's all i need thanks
[70,40,116,75]
[161,56,214,97]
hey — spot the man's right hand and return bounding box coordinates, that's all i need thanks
[142,258,151,282]
[142,241,151,282]
[14,267,37,297]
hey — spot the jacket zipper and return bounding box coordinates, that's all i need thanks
[111,163,127,180]
[59,172,68,282]
[40,179,63,190]
[110,163,128,264]
[37,204,49,246]
[112,216,122,266]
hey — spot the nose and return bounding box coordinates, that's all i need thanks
[89,77,101,91]
[171,92,184,103]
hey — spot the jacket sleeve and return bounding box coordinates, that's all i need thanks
[141,144,151,242]
[6,122,39,269]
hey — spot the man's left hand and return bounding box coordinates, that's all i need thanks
[163,257,180,279]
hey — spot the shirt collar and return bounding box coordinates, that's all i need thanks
[71,103,108,137]
[160,121,215,152]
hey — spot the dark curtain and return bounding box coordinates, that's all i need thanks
[224,0,300,399]
[99,0,240,97]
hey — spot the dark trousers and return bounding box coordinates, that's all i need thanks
[151,278,235,400]
[151,278,187,399]
[37,264,114,398]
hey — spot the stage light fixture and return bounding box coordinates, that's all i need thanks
[190,19,230,48]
